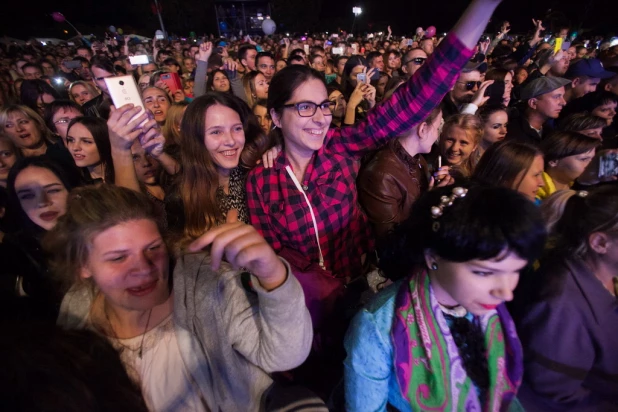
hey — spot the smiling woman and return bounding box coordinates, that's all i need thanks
[439,113,483,178]
[176,92,269,240]
[48,184,312,411]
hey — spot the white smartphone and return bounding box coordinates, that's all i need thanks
[156,34,165,40]
[303,44,310,54]
[129,55,149,65]
[104,75,147,126]
[332,47,344,55]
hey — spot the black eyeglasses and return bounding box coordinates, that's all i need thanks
[457,80,482,91]
[403,57,426,66]
[283,101,334,117]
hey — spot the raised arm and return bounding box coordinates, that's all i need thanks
[108,104,149,192]
[193,42,212,98]
[331,0,499,156]
[187,218,312,372]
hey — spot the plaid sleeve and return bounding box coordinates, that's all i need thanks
[329,33,475,156]
[246,167,282,252]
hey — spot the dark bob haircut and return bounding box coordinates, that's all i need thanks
[379,185,547,281]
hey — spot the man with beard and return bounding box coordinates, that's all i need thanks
[442,61,486,118]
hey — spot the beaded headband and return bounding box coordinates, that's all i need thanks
[431,187,468,232]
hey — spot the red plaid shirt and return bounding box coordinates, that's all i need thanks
[246,34,473,279]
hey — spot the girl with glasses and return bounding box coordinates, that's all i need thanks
[246,0,503,396]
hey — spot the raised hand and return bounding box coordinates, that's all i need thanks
[260,145,281,169]
[188,211,288,291]
[196,41,213,62]
[471,80,494,107]
[429,166,454,189]
[139,118,166,158]
[349,81,368,108]
[364,84,377,108]
[107,104,149,151]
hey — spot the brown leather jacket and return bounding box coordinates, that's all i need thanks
[357,139,429,243]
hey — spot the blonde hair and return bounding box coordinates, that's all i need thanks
[540,189,578,234]
[162,102,188,148]
[44,184,162,291]
[67,81,101,104]
[242,71,262,108]
[440,114,483,177]
[0,104,56,149]
[541,186,618,258]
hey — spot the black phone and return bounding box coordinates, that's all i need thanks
[370,70,381,81]
[484,80,506,106]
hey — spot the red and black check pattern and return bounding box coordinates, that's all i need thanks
[246,34,473,280]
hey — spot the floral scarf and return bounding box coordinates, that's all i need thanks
[391,271,523,411]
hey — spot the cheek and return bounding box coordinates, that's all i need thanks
[90,265,128,292]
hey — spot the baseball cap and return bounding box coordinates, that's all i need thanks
[521,77,572,101]
[565,58,616,79]
[462,60,487,73]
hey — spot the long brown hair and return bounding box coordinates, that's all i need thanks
[179,92,269,239]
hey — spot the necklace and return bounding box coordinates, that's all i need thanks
[104,302,153,359]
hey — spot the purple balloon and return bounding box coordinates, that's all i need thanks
[425,26,436,38]
[51,12,66,23]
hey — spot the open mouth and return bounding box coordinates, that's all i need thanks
[219,149,238,158]
[154,110,164,117]
[126,280,158,297]
[479,303,499,310]
[304,129,324,137]
[39,211,59,222]
[73,154,86,161]
[19,133,31,140]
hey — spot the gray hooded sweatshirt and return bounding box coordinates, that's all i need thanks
[57,253,313,411]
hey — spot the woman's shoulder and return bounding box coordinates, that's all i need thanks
[57,284,93,330]
[352,280,403,337]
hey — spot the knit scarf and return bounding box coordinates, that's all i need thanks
[391,271,523,411]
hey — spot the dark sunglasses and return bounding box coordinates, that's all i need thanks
[403,57,427,66]
[457,80,482,91]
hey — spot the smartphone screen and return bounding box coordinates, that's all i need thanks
[129,55,149,65]
[104,75,147,126]
[598,153,618,179]
[356,73,366,83]
[332,47,343,55]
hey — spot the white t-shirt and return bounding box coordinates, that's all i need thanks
[110,315,208,412]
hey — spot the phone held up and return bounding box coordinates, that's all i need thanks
[160,72,182,94]
[104,75,148,127]
[599,152,618,179]
[129,55,149,65]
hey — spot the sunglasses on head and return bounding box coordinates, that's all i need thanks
[458,80,482,91]
[403,57,426,66]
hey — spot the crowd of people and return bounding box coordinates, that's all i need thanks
[1,0,618,410]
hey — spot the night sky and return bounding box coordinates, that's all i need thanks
[1,0,615,41]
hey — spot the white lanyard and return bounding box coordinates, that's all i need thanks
[285,165,325,269]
